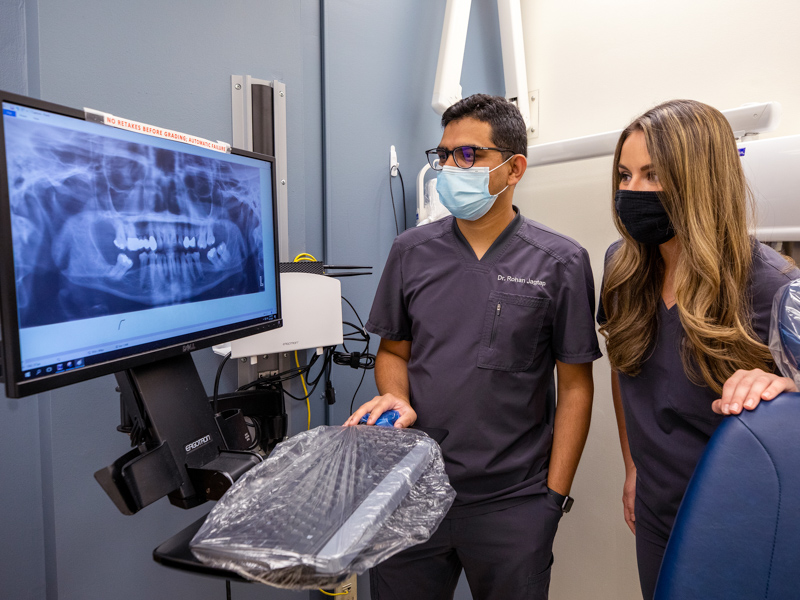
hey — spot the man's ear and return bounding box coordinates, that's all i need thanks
[507,154,527,186]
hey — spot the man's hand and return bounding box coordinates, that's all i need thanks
[344,338,414,428]
[343,393,417,428]
[623,466,636,535]
[712,368,797,415]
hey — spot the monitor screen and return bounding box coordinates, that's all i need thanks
[0,91,282,398]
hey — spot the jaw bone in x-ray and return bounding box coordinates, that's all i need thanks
[6,119,265,328]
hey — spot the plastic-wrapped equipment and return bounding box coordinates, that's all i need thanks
[770,279,800,385]
[190,425,455,589]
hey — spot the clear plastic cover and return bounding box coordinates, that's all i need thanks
[190,425,455,589]
[769,279,800,386]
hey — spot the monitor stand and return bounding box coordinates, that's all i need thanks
[94,353,261,515]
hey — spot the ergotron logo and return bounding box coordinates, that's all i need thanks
[283,340,299,346]
[185,435,211,453]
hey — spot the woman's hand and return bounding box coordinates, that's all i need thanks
[712,368,798,415]
[623,466,636,535]
[343,393,417,428]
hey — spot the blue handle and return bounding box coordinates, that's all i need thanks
[359,410,400,427]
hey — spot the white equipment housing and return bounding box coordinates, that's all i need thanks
[525,102,782,167]
[740,134,800,242]
[227,273,343,358]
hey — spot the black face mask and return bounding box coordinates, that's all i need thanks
[614,189,675,245]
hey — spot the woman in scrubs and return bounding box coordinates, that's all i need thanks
[597,99,800,600]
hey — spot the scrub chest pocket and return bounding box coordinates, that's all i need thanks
[478,291,550,371]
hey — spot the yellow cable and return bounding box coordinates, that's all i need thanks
[317,590,349,597]
[292,252,316,431]
[294,350,310,430]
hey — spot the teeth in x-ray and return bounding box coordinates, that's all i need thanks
[139,252,149,287]
[154,226,181,250]
[11,132,266,316]
[123,236,158,252]
[110,253,134,280]
[53,208,252,306]
[114,221,135,251]
[207,242,230,268]
[181,254,192,281]
[169,252,180,278]
[157,254,167,283]
[192,252,202,277]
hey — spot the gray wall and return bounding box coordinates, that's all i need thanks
[0,1,504,598]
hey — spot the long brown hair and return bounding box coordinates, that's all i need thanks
[599,99,772,394]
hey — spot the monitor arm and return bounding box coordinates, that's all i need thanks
[94,353,263,515]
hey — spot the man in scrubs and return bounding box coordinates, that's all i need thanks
[345,94,601,600]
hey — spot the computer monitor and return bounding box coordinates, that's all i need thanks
[0,90,282,399]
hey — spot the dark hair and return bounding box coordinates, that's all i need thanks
[441,94,527,157]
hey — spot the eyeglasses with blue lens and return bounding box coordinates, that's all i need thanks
[425,145,514,171]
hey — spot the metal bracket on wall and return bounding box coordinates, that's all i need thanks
[528,89,539,140]
[236,354,280,386]
[230,75,289,262]
[231,75,292,381]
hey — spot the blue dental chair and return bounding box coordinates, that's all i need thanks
[654,281,800,600]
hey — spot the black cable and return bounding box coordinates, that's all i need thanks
[389,166,400,235]
[237,352,321,391]
[304,349,332,388]
[342,320,368,340]
[398,167,407,231]
[243,416,262,451]
[282,373,326,401]
[389,166,407,234]
[332,350,375,370]
[350,367,368,415]
[338,319,373,361]
[324,341,335,407]
[241,348,334,403]
[341,296,364,328]
[235,298,376,415]
[283,348,334,402]
[213,352,232,415]
[337,294,375,413]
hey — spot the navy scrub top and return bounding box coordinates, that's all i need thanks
[598,239,800,539]
[367,208,602,517]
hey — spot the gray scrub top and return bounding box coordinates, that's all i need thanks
[367,208,602,517]
[598,239,800,539]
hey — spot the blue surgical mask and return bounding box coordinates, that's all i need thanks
[436,157,511,221]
